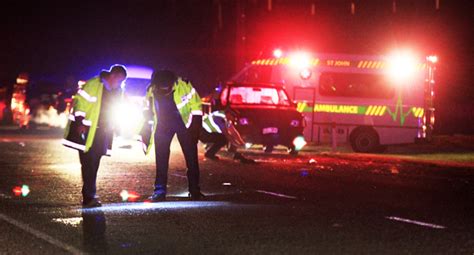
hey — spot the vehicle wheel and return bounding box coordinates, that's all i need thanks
[263,144,273,153]
[350,128,380,153]
[287,146,299,156]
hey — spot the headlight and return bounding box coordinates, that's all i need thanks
[113,101,144,135]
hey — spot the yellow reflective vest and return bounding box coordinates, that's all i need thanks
[62,76,121,155]
[140,78,202,155]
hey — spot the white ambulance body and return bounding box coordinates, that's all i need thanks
[230,51,437,152]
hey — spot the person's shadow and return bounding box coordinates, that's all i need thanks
[82,210,108,253]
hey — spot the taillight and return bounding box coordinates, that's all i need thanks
[239,117,249,125]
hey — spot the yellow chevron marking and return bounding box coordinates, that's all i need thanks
[379,106,387,116]
[365,105,373,115]
[368,105,376,115]
[374,106,382,116]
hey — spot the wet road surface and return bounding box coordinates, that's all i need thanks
[0,132,473,254]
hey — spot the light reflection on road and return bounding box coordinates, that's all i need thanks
[80,201,233,213]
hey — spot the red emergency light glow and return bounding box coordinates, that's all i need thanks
[426,55,438,63]
[12,185,30,197]
[273,49,283,58]
[386,50,419,82]
[299,68,312,80]
[289,52,312,69]
[13,186,22,196]
[120,190,140,202]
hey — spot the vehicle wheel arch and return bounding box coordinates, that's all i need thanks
[349,126,381,153]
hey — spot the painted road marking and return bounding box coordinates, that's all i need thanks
[170,173,187,178]
[255,190,298,200]
[0,213,85,254]
[386,216,446,229]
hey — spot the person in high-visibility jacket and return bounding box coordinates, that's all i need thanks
[139,69,204,201]
[200,110,256,164]
[62,64,127,208]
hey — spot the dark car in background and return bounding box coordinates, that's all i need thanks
[218,82,306,154]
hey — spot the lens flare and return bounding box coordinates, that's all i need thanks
[273,49,283,58]
[386,50,419,83]
[120,190,140,202]
[13,185,30,197]
[292,136,307,151]
[289,52,312,69]
[13,186,22,196]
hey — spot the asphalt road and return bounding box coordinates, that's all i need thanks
[0,130,473,254]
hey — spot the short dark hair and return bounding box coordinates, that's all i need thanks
[151,69,177,88]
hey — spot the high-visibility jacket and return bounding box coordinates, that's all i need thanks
[201,110,245,147]
[139,78,203,155]
[61,76,121,155]
[202,110,226,134]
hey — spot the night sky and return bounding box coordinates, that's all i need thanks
[0,0,472,133]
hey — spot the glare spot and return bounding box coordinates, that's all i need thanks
[120,190,140,202]
[80,201,232,213]
[13,185,30,197]
[52,217,83,227]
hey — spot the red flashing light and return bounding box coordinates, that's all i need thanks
[289,52,312,69]
[13,186,22,196]
[273,49,283,58]
[427,55,438,63]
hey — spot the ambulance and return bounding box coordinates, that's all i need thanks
[230,50,437,152]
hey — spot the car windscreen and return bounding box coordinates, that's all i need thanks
[227,86,291,106]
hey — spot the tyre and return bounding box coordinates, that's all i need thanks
[263,144,273,153]
[287,146,299,156]
[350,128,380,153]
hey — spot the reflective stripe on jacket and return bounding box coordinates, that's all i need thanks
[62,77,119,155]
[202,110,226,134]
[140,78,202,155]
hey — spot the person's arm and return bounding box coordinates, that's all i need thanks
[187,82,203,144]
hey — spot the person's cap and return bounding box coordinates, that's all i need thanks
[151,69,177,88]
[101,64,127,77]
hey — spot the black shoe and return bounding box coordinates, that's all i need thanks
[148,193,166,202]
[205,154,220,160]
[188,192,205,201]
[82,198,102,208]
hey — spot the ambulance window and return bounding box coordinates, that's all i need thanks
[319,72,394,99]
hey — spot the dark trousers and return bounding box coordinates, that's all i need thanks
[154,126,200,194]
[79,150,102,202]
[200,130,228,157]
[78,128,110,202]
